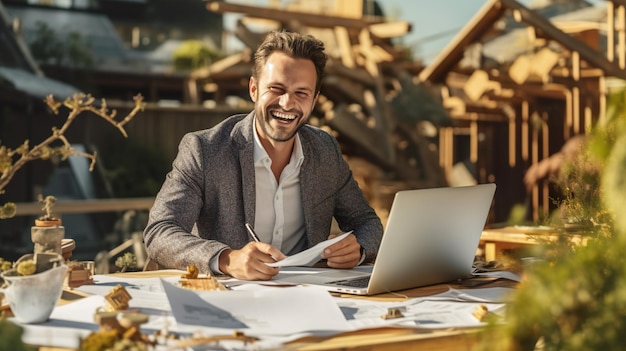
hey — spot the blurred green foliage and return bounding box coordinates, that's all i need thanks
[29,21,93,68]
[172,40,220,71]
[477,87,626,350]
[0,317,35,351]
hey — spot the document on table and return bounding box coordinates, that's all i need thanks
[266,231,352,267]
[335,287,512,329]
[161,279,351,335]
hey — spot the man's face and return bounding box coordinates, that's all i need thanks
[249,52,318,144]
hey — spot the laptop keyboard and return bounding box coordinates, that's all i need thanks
[330,276,371,288]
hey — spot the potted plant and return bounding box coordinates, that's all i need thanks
[34,194,61,227]
[31,194,64,256]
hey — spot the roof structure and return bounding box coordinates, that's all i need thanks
[416,0,626,221]
[0,1,78,98]
[6,5,139,71]
[0,66,78,98]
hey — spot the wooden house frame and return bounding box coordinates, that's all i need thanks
[419,0,626,222]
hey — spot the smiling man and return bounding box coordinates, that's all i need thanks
[143,31,383,280]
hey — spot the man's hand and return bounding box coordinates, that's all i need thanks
[218,242,286,280]
[322,233,361,269]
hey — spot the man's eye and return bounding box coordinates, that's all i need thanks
[296,92,310,98]
[269,87,284,93]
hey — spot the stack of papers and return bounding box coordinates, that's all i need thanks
[15,270,514,350]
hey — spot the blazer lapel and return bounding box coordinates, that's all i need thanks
[299,131,316,241]
[236,112,257,225]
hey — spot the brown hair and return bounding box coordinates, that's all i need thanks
[253,31,328,93]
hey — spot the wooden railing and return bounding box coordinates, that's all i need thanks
[12,197,155,216]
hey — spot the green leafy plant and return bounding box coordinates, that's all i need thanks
[0,317,35,351]
[0,93,145,219]
[476,87,626,350]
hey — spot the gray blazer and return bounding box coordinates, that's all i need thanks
[143,112,383,271]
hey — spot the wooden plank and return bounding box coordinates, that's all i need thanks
[239,17,281,31]
[529,47,560,81]
[13,197,155,216]
[288,328,480,351]
[233,19,267,51]
[356,28,379,77]
[463,70,500,101]
[369,21,412,39]
[325,63,376,87]
[443,96,467,116]
[371,45,394,62]
[206,1,383,30]
[323,75,367,107]
[190,51,249,80]
[332,0,363,19]
[325,104,391,166]
[508,54,532,84]
[334,26,355,68]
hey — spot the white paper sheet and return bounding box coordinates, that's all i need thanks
[334,287,511,329]
[161,279,351,335]
[266,231,352,267]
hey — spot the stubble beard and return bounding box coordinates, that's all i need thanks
[256,104,307,142]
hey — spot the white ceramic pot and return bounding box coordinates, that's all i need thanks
[0,264,67,324]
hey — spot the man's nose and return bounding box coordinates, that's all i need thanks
[279,92,295,109]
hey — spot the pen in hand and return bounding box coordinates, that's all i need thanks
[245,223,261,242]
[246,223,282,263]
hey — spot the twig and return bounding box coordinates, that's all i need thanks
[0,93,144,218]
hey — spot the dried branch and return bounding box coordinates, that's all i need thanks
[0,93,145,219]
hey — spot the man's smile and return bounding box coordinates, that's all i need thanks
[271,109,298,123]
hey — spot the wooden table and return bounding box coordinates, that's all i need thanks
[37,270,515,351]
[479,225,587,261]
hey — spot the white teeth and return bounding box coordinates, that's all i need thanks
[272,111,296,120]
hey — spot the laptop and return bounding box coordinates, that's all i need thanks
[276,183,496,295]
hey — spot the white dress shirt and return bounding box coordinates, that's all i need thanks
[251,123,307,255]
[209,118,306,272]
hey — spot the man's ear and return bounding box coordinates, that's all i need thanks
[249,76,257,102]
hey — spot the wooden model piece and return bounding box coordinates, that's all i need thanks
[83,311,155,349]
[104,284,132,311]
[66,261,94,288]
[472,304,489,322]
[94,311,149,332]
[179,264,227,291]
[181,264,199,279]
[381,307,404,320]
